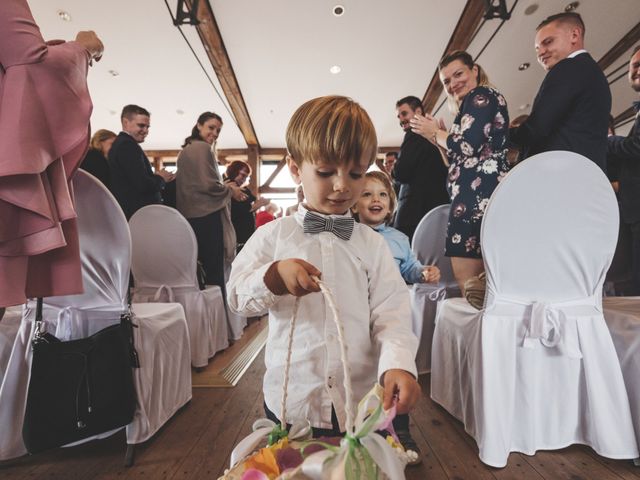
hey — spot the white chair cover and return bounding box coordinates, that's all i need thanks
[431,151,638,467]
[409,204,460,374]
[0,306,22,387]
[0,171,192,459]
[130,205,229,366]
[603,296,640,461]
[225,260,248,340]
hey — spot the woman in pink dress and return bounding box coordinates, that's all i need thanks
[0,0,103,308]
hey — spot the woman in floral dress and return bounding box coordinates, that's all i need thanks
[410,50,509,297]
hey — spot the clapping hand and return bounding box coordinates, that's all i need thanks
[75,31,104,62]
[157,168,175,182]
[410,114,439,144]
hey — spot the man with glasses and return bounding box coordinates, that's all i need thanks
[109,104,174,219]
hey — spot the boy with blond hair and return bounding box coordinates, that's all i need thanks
[227,96,420,442]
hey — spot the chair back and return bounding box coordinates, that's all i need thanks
[411,204,455,287]
[47,170,131,310]
[129,205,198,289]
[481,151,618,304]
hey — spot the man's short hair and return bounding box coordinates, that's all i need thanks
[633,45,640,56]
[121,104,150,121]
[395,96,423,111]
[385,151,398,160]
[537,12,585,38]
[286,95,377,168]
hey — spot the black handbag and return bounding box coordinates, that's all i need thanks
[22,298,139,454]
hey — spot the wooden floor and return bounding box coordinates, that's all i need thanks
[2,349,639,480]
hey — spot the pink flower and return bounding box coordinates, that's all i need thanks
[241,469,270,480]
[471,177,482,190]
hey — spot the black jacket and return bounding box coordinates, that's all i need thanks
[510,52,611,172]
[108,132,164,220]
[80,148,110,188]
[392,130,449,229]
[608,104,640,223]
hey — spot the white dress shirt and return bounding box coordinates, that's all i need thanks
[227,204,418,430]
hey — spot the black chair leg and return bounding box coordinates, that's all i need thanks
[124,444,135,467]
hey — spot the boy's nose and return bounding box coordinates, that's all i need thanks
[333,178,347,192]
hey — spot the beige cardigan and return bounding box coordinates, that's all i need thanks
[176,140,236,260]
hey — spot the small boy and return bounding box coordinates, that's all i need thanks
[227,96,420,442]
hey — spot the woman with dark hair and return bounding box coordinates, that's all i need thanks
[224,160,269,250]
[80,129,116,187]
[176,112,246,289]
[410,50,510,306]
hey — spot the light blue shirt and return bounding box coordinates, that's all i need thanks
[373,223,424,284]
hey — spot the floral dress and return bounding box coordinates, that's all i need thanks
[445,86,510,258]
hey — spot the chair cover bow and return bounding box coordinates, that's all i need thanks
[486,289,601,360]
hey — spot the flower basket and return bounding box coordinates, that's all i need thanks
[219,279,413,480]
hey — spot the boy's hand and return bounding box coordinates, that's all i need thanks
[421,265,441,284]
[382,369,420,414]
[264,259,321,296]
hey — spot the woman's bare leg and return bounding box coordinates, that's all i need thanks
[451,257,484,295]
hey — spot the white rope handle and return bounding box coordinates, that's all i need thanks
[279,276,355,435]
[312,276,355,434]
[280,296,300,428]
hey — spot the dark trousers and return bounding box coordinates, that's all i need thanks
[264,402,342,438]
[188,210,225,295]
[264,402,413,440]
[631,221,640,295]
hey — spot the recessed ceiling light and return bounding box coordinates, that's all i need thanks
[564,1,579,12]
[176,109,184,115]
[519,103,531,110]
[57,10,71,22]
[518,62,530,71]
[109,109,117,115]
[332,5,345,17]
[108,70,119,77]
[524,4,539,15]
[329,65,341,74]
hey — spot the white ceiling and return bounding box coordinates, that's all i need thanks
[28,0,640,150]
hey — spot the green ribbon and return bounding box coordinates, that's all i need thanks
[266,423,289,446]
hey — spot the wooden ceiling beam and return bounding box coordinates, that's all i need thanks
[261,157,287,189]
[614,106,636,128]
[598,21,640,71]
[188,0,260,147]
[421,0,486,113]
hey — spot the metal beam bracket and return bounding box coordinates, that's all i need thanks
[483,0,510,20]
[174,0,200,25]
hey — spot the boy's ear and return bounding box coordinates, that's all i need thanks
[286,155,302,185]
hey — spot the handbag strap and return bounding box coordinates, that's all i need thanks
[124,278,140,368]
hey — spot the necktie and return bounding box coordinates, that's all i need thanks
[303,211,355,241]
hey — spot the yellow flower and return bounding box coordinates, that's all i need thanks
[242,438,289,479]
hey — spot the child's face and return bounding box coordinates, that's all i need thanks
[288,157,369,215]
[353,178,391,227]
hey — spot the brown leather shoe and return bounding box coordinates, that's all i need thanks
[464,272,486,310]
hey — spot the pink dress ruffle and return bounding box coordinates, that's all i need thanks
[0,0,93,306]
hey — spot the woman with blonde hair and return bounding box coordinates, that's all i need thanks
[410,50,510,307]
[80,129,116,187]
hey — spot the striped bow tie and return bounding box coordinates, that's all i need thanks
[303,211,355,241]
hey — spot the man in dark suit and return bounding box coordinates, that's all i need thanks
[608,46,640,295]
[510,12,611,172]
[392,96,449,241]
[108,105,174,219]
